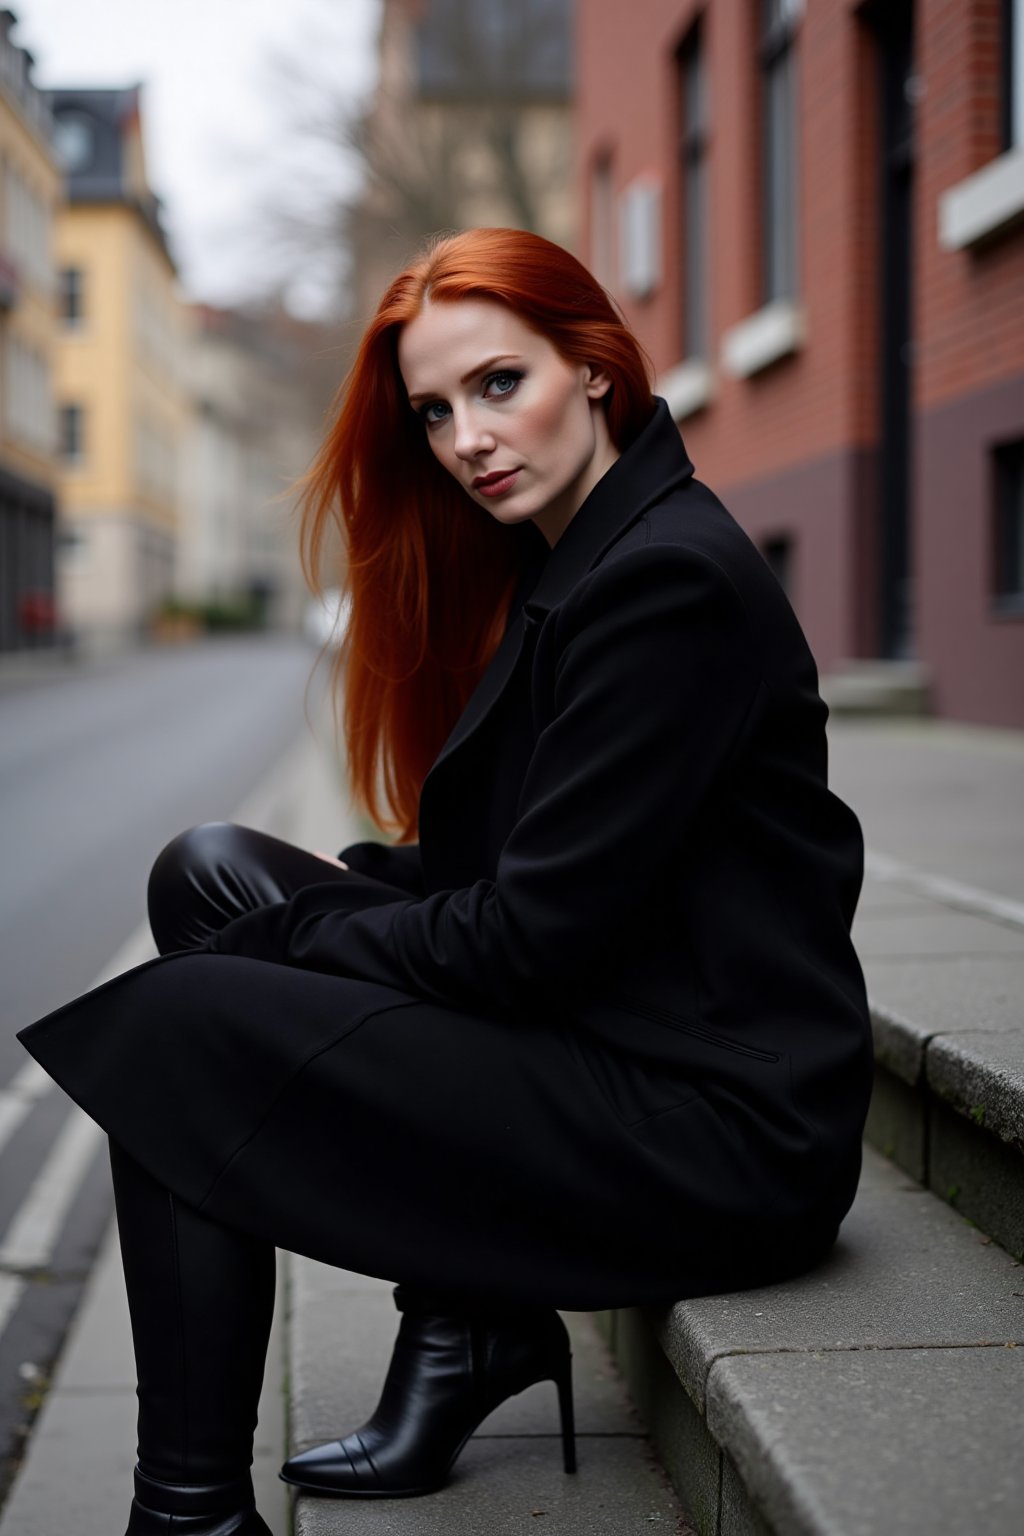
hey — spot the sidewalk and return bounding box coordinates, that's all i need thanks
[0,711,1020,1534]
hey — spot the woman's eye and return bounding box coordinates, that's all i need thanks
[484,370,523,398]
[420,401,450,426]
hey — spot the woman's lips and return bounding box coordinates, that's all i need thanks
[473,469,521,497]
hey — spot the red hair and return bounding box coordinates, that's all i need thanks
[298,227,655,841]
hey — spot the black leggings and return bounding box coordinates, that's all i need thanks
[114,822,356,1486]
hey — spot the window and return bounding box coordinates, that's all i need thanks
[59,266,84,325]
[994,439,1024,610]
[53,113,94,174]
[590,152,616,290]
[761,533,794,598]
[1002,0,1024,151]
[59,403,84,461]
[678,23,709,359]
[620,175,662,301]
[759,0,802,303]
[6,337,53,451]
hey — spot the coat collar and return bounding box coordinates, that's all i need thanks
[521,394,695,615]
[422,396,693,788]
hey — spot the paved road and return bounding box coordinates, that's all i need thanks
[0,634,325,1504]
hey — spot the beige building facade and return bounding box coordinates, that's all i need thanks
[50,85,187,650]
[178,303,319,632]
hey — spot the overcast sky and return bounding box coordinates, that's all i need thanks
[11,0,381,315]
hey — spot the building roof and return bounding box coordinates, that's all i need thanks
[47,85,174,265]
[414,0,572,102]
[0,7,56,148]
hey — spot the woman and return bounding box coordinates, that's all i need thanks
[17,228,873,1534]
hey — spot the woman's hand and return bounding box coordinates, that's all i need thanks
[313,851,349,869]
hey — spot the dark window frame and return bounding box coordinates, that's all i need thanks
[758,0,801,304]
[761,532,795,599]
[59,403,84,461]
[1001,0,1023,151]
[589,148,616,291]
[677,19,709,359]
[993,438,1024,616]
[59,266,84,325]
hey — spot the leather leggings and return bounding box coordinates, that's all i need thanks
[114,822,355,1485]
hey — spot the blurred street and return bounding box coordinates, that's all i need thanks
[0,635,324,1505]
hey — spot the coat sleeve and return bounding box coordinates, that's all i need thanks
[335,840,425,897]
[204,546,766,1014]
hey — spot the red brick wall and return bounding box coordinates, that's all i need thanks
[578,0,881,484]
[914,1,1024,725]
[577,0,880,668]
[917,0,1023,408]
[576,0,1024,723]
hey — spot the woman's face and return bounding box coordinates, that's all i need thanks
[397,298,619,547]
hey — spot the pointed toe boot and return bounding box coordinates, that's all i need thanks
[279,1286,576,1497]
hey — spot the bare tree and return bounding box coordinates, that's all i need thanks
[262,0,572,323]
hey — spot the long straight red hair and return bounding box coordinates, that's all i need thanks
[299,227,655,842]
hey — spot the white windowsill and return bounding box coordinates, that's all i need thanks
[938,146,1024,250]
[721,299,806,378]
[657,358,714,421]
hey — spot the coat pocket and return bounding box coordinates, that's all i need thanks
[610,993,781,1065]
[567,1028,702,1131]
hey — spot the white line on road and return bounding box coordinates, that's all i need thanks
[0,1110,107,1272]
[0,726,327,1297]
[0,1274,26,1335]
[864,849,1024,932]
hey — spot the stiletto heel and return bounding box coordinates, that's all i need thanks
[554,1354,577,1473]
[280,1287,579,1496]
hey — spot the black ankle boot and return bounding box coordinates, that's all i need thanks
[279,1286,576,1496]
[125,1468,271,1534]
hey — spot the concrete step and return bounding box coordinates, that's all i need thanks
[597,845,1024,1534]
[818,660,931,716]
[597,1146,1024,1535]
[854,871,1024,1259]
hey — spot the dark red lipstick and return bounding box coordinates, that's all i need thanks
[472,469,521,497]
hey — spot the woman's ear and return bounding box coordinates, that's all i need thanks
[582,364,613,400]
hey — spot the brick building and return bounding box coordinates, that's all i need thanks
[577,0,1024,726]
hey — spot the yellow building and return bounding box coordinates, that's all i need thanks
[0,12,61,652]
[50,84,187,649]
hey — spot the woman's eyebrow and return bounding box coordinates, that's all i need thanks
[407,355,523,405]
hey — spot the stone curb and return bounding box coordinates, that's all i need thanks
[602,1147,1024,1535]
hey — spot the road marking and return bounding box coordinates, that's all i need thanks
[0,1062,53,1160]
[0,1274,25,1334]
[0,727,326,1296]
[0,1110,106,1272]
[864,850,1024,933]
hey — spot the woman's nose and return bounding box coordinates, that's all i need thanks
[452,409,495,461]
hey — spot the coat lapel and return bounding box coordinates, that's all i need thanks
[424,602,533,781]
[422,397,695,783]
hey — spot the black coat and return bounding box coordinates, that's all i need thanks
[17,399,873,1310]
